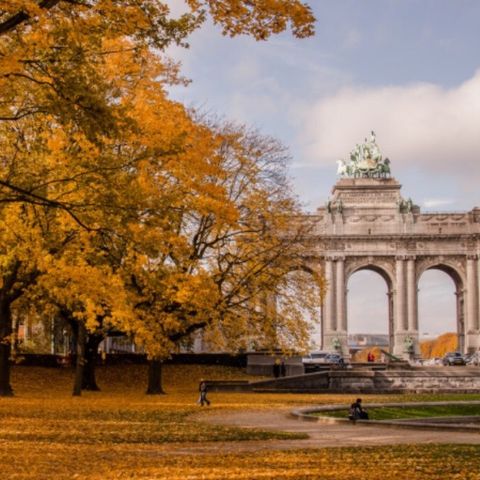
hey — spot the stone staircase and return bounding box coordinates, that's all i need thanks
[207,366,480,394]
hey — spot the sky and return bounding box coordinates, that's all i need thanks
[165,0,480,340]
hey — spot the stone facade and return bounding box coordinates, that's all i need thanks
[307,177,480,357]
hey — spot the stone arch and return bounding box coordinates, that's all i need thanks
[313,176,480,358]
[416,258,466,353]
[345,258,395,353]
[346,259,395,289]
[416,257,465,288]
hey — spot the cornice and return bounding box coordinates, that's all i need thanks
[312,233,479,241]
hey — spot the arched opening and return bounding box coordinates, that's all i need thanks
[418,266,463,359]
[347,267,392,358]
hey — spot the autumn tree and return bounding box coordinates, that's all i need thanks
[0,1,314,41]
[0,35,192,395]
[0,207,42,396]
[113,121,323,393]
[0,0,316,396]
[420,332,458,359]
[0,0,315,221]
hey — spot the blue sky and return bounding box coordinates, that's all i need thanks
[166,0,480,340]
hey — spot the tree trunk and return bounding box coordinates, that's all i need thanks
[72,322,86,396]
[11,314,20,358]
[146,359,165,395]
[0,300,13,397]
[82,333,103,391]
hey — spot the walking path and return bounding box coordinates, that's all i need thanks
[186,407,480,454]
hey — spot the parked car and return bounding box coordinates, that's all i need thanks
[302,352,344,372]
[442,352,466,366]
[325,353,343,364]
[302,351,330,366]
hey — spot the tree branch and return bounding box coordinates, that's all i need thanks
[0,1,62,35]
[0,179,94,230]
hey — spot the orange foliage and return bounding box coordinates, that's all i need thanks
[353,346,383,362]
[0,0,318,397]
[420,332,458,359]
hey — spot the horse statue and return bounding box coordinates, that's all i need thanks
[336,159,348,176]
[337,131,391,178]
[375,158,391,177]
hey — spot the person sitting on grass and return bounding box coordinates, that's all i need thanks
[349,398,369,421]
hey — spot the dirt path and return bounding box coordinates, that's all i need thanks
[186,407,480,453]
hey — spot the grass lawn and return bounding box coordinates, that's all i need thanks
[321,404,480,421]
[2,364,480,479]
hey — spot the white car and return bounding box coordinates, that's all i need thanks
[302,351,330,365]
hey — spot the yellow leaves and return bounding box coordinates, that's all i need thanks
[0,0,319,367]
[420,332,458,358]
[3,366,480,479]
[189,0,316,40]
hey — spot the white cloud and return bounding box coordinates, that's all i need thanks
[299,71,480,175]
[422,198,455,208]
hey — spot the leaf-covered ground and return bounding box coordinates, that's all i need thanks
[2,365,480,479]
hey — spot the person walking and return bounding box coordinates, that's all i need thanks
[273,358,281,378]
[198,379,210,406]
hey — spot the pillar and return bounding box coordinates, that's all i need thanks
[324,258,335,333]
[466,255,479,352]
[406,257,418,332]
[393,256,407,356]
[387,291,394,353]
[336,257,346,332]
[466,256,478,332]
[395,257,407,331]
[456,289,466,353]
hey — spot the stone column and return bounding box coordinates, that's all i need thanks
[466,256,479,352]
[456,289,466,353]
[334,257,349,355]
[393,256,407,356]
[324,258,335,333]
[406,257,418,332]
[336,257,346,332]
[395,257,407,331]
[406,256,419,356]
[323,257,346,353]
[466,256,478,332]
[387,291,394,353]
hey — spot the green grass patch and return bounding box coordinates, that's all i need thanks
[317,404,480,420]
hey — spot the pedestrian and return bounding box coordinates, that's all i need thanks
[273,358,281,378]
[197,379,210,406]
[280,359,287,377]
[348,398,369,421]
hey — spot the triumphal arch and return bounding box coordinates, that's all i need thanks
[312,133,480,357]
